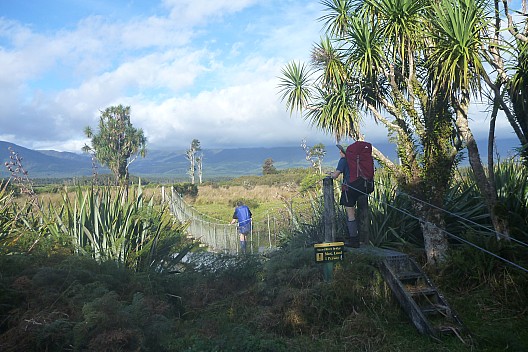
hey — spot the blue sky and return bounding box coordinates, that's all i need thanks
[0,0,524,153]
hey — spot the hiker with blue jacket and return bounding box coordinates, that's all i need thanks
[230,201,252,254]
[329,144,360,248]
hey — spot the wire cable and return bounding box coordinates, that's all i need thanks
[373,180,528,248]
[340,179,528,274]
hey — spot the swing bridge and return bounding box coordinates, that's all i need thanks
[161,186,288,255]
[161,179,527,341]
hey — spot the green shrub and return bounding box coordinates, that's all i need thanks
[228,198,259,209]
[173,182,198,197]
[0,254,182,351]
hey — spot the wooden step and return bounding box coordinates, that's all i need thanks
[398,271,423,281]
[379,255,466,339]
[420,304,450,316]
[407,286,437,297]
[436,323,462,334]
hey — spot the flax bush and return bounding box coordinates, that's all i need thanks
[42,184,194,271]
[363,169,421,247]
[0,185,195,271]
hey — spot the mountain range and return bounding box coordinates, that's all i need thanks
[0,140,351,180]
[0,138,521,180]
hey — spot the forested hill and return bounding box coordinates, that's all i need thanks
[0,139,520,179]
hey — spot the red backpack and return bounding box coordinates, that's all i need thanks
[345,141,374,183]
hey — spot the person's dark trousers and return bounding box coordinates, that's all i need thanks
[347,220,359,248]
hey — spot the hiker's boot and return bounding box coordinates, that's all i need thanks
[347,220,360,248]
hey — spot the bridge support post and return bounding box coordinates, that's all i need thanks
[322,177,336,281]
[323,176,336,242]
[357,195,370,245]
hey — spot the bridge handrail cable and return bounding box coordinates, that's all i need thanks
[341,181,528,274]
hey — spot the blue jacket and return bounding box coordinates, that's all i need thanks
[336,157,350,185]
[233,205,252,234]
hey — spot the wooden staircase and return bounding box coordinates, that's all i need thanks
[378,254,466,340]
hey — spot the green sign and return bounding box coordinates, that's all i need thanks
[314,242,344,263]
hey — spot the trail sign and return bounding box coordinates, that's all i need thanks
[314,242,344,263]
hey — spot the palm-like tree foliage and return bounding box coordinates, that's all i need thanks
[509,41,528,100]
[307,83,362,140]
[426,0,489,97]
[278,62,314,115]
[312,37,348,87]
[364,0,427,71]
[319,0,355,37]
[509,40,528,162]
[345,16,386,85]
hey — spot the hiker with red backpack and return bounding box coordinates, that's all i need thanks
[329,142,374,248]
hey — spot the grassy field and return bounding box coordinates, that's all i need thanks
[187,184,304,223]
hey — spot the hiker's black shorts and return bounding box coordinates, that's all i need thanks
[340,178,370,207]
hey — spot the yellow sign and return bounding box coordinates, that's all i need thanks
[314,242,344,263]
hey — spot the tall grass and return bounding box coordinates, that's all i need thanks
[46,184,195,271]
[364,159,528,249]
[191,184,298,221]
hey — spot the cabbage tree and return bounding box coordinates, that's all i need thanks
[83,105,147,186]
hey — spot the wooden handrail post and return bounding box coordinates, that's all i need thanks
[323,176,336,242]
[357,195,370,245]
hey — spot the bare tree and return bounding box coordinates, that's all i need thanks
[196,152,204,184]
[301,138,326,174]
[185,139,201,184]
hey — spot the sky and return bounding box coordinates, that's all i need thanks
[0,0,524,154]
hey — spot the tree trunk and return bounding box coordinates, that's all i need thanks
[455,95,509,239]
[415,205,449,264]
[190,155,195,184]
[488,96,499,204]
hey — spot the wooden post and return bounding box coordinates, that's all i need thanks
[322,177,336,281]
[323,176,336,242]
[268,214,272,248]
[357,195,370,245]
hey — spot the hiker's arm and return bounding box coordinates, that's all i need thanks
[328,170,341,179]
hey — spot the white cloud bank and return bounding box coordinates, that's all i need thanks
[0,0,521,155]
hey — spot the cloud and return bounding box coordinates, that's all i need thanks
[162,0,258,26]
[130,67,336,151]
[0,0,522,156]
[0,0,335,153]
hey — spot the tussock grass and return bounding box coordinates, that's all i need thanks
[194,184,297,204]
[189,184,299,223]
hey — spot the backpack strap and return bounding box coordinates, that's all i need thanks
[356,155,360,178]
